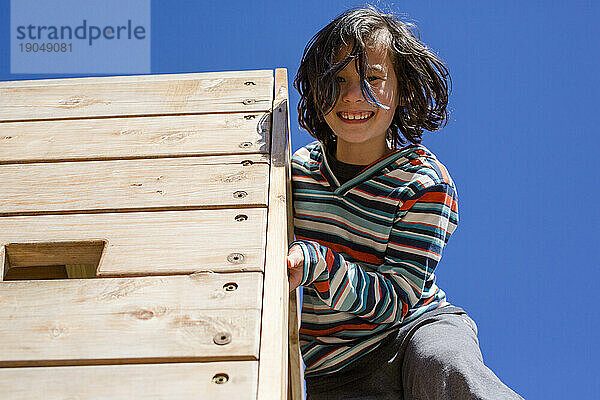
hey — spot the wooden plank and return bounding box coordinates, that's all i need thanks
[257,68,293,399]
[0,361,258,400]
[0,156,269,215]
[0,209,267,276]
[0,273,262,366]
[0,70,273,121]
[0,112,271,163]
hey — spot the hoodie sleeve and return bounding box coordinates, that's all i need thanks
[291,182,458,324]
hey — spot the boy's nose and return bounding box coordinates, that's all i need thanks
[341,80,365,103]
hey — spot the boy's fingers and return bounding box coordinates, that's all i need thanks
[287,252,303,291]
[287,247,303,269]
[288,268,302,292]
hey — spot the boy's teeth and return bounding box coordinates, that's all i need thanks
[341,112,371,120]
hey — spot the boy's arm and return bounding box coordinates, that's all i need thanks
[288,182,458,324]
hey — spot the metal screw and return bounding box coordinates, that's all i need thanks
[223,282,238,291]
[233,191,247,199]
[244,115,256,120]
[242,99,256,105]
[234,214,248,222]
[244,81,256,86]
[241,160,253,166]
[212,373,229,384]
[213,332,232,345]
[239,142,253,148]
[227,253,245,264]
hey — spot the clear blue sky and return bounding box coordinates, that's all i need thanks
[1,1,598,398]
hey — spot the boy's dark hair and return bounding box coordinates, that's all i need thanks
[294,6,451,149]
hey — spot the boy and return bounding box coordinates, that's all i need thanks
[287,6,524,400]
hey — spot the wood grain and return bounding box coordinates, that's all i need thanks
[0,209,267,276]
[0,273,262,366]
[0,156,269,215]
[0,70,273,121]
[0,361,258,400]
[0,112,270,164]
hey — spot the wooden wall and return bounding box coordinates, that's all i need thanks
[0,69,302,399]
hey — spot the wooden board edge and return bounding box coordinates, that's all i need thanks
[257,68,296,400]
[0,245,6,281]
[0,69,274,87]
[0,360,260,400]
[0,152,272,167]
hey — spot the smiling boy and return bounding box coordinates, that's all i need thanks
[287,7,524,400]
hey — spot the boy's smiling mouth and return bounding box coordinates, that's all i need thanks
[337,111,374,123]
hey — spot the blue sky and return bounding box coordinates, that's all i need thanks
[2,1,599,398]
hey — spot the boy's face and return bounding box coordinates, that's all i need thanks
[324,42,399,161]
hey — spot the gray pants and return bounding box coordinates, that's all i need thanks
[305,306,524,400]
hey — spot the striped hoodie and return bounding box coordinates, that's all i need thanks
[291,141,459,377]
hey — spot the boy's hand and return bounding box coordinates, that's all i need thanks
[287,244,304,292]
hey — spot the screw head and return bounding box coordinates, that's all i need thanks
[244,114,256,120]
[213,332,232,345]
[244,81,256,86]
[241,160,253,166]
[227,253,245,264]
[233,191,247,199]
[212,373,229,384]
[242,98,256,105]
[239,142,253,148]
[223,282,238,291]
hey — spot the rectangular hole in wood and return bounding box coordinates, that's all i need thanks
[1,241,106,281]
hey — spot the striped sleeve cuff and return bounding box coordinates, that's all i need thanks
[289,239,325,287]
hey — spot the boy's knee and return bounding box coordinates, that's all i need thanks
[404,318,483,375]
[402,317,490,398]
[404,342,468,399]
[405,335,469,376]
